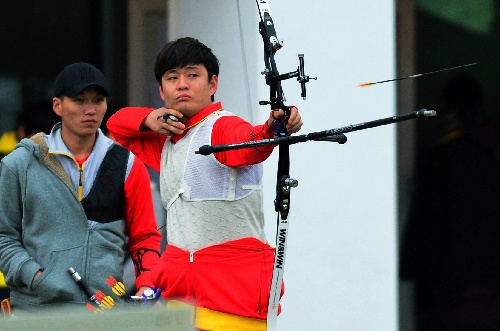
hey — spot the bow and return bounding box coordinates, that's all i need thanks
[195,2,436,330]
[254,1,317,329]
[256,0,315,220]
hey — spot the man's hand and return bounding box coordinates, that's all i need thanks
[268,106,303,135]
[33,270,43,281]
[135,286,163,308]
[135,286,151,297]
[141,107,185,136]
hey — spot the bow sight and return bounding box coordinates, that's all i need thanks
[256,0,316,113]
[259,54,317,103]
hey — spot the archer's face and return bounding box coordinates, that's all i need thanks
[159,64,218,119]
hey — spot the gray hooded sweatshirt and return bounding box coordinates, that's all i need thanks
[0,126,132,313]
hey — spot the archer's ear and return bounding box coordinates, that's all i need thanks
[158,84,165,101]
[209,75,218,96]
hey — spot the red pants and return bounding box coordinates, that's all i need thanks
[151,237,284,319]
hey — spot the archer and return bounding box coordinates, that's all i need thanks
[107,37,303,331]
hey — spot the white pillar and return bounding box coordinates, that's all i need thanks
[169,1,397,330]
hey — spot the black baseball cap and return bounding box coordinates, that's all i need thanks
[54,62,108,97]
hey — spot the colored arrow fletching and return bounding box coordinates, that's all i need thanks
[93,290,115,309]
[112,282,126,296]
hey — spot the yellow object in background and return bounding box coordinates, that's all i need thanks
[0,131,18,155]
[0,131,15,293]
[0,272,7,288]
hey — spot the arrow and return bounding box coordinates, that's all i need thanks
[93,290,115,309]
[105,276,132,300]
[85,303,104,314]
[356,62,478,87]
[68,267,104,311]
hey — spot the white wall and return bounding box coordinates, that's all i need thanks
[169,1,397,330]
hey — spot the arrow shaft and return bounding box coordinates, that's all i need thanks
[358,62,478,87]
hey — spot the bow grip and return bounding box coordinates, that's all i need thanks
[272,105,290,137]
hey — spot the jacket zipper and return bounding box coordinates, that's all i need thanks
[77,163,84,201]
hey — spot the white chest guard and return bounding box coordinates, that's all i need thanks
[159,110,267,251]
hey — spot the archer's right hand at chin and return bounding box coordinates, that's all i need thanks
[141,107,185,136]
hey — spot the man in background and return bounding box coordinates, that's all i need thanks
[401,74,500,330]
[0,62,160,314]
